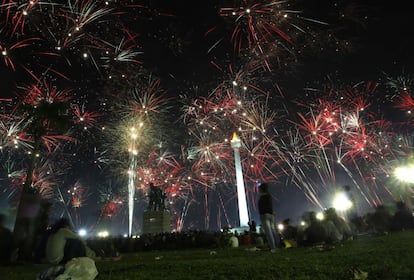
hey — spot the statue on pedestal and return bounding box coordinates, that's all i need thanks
[147,183,166,211]
[143,182,171,234]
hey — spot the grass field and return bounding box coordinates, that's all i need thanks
[1,230,413,280]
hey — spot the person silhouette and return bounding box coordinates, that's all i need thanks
[257,183,280,251]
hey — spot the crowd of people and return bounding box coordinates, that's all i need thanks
[91,196,414,253]
[0,184,414,267]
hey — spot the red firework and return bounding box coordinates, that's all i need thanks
[68,181,89,209]
[220,0,293,55]
[71,104,102,128]
[19,80,73,106]
[394,93,414,117]
[0,37,40,71]
[102,199,123,218]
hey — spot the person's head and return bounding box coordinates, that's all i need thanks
[325,207,337,220]
[50,218,71,233]
[396,201,407,210]
[258,182,269,193]
[308,211,317,223]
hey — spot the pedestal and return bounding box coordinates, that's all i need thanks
[142,211,171,234]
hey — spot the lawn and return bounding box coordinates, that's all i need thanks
[1,230,413,280]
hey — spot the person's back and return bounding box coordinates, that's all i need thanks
[305,222,326,245]
[390,202,414,231]
[369,205,391,233]
[46,226,80,264]
[325,208,352,240]
[240,231,251,246]
[304,212,326,245]
[229,235,239,248]
[322,220,342,244]
[45,218,94,265]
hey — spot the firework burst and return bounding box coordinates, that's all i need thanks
[216,0,326,70]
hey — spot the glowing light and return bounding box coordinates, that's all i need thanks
[333,192,353,211]
[97,230,109,238]
[394,165,414,184]
[78,229,87,237]
[316,212,324,220]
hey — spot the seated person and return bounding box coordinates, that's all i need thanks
[303,212,326,246]
[0,214,15,265]
[390,201,414,231]
[46,218,95,264]
[280,219,298,248]
[228,234,239,248]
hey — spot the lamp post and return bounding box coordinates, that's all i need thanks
[230,132,249,227]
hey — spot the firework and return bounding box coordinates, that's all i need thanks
[215,0,326,70]
[99,183,124,219]
[273,81,413,212]
[1,0,411,234]
[180,61,284,228]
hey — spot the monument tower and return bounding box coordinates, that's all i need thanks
[230,132,249,227]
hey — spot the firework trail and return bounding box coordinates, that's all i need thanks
[103,72,177,234]
[271,80,414,212]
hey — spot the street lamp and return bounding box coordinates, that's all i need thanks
[394,164,414,184]
[393,164,414,207]
[332,192,353,212]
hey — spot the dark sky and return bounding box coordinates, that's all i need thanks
[138,0,414,92]
[1,1,412,98]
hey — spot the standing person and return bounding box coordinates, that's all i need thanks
[248,220,257,233]
[257,183,280,252]
[46,218,95,265]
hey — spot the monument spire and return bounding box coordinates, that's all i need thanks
[230,132,249,227]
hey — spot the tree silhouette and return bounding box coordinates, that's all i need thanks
[13,81,74,260]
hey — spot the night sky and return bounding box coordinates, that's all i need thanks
[1,0,414,235]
